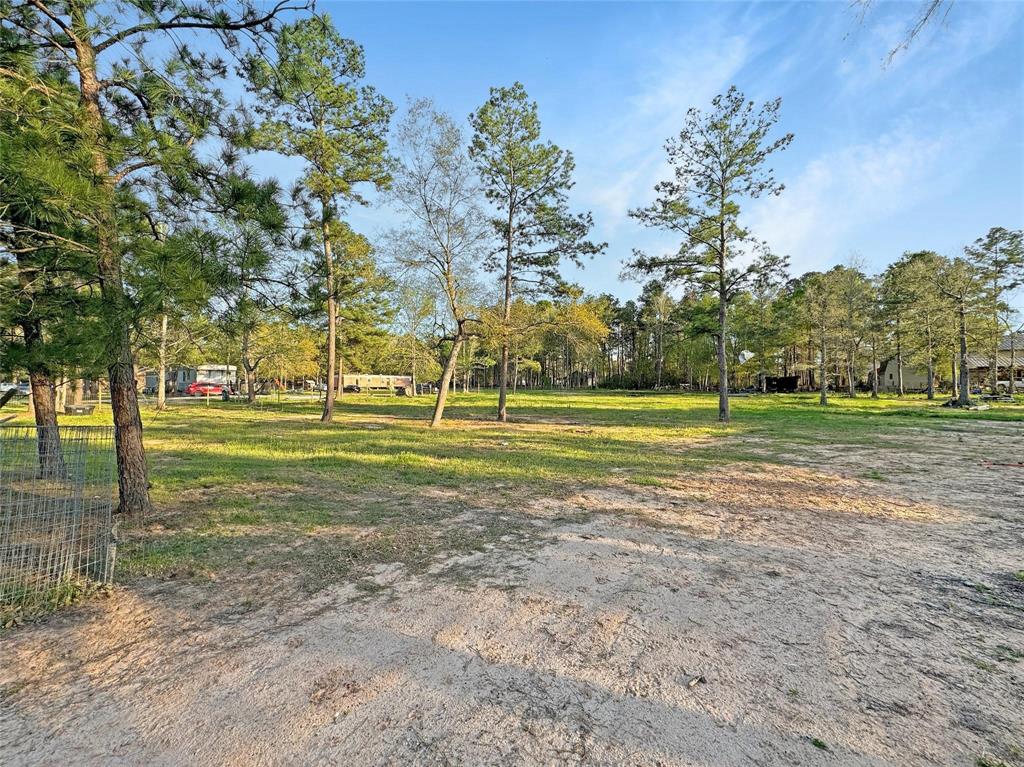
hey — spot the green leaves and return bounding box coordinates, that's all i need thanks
[243,14,393,210]
[629,85,793,293]
[468,82,604,295]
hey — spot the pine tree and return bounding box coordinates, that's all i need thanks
[244,14,392,423]
[627,86,792,422]
[469,82,603,422]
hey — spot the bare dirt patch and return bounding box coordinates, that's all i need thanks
[2,422,1022,766]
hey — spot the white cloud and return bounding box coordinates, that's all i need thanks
[573,22,761,236]
[746,115,1004,274]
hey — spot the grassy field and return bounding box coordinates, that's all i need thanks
[8,389,1021,599]
[4,390,1024,765]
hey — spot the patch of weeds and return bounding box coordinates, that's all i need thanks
[1014,571,1024,582]
[963,655,996,672]
[976,755,1012,767]
[992,645,1023,664]
[0,680,28,700]
[787,688,800,698]
[288,505,552,597]
[810,737,828,750]
[118,531,279,579]
[860,469,886,481]
[1,578,112,629]
[352,579,393,602]
[224,510,264,526]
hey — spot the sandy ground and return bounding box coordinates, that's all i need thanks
[2,422,1023,766]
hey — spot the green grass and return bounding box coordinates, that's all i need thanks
[1,577,113,627]
[7,389,1021,599]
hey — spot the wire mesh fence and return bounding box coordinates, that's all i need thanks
[0,425,117,612]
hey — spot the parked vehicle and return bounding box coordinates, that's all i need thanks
[996,379,1024,393]
[186,381,225,397]
[16,381,30,396]
[0,382,16,394]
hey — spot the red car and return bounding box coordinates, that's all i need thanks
[186,381,225,397]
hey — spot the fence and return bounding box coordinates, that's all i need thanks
[0,426,117,612]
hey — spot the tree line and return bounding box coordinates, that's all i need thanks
[1,3,1020,516]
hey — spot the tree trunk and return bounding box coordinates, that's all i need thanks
[244,364,256,403]
[895,322,904,397]
[431,334,463,427]
[15,252,65,476]
[337,333,346,399]
[870,342,879,399]
[847,349,856,398]
[990,276,1000,394]
[73,23,150,517]
[29,372,65,478]
[716,250,729,422]
[958,302,970,406]
[241,325,257,404]
[497,210,513,422]
[925,325,934,400]
[70,378,84,406]
[951,352,958,400]
[157,312,168,410]
[1010,333,1017,397]
[321,216,337,423]
[819,337,828,406]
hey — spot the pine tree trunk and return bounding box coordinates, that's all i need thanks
[321,216,337,423]
[497,211,513,422]
[241,325,257,404]
[157,312,168,410]
[716,237,729,422]
[15,251,65,476]
[74,25,150,517]
[29,373,65,479]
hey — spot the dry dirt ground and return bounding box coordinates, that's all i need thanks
[2,423,1023,766]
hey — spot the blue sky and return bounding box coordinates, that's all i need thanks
[261,1,1024,304]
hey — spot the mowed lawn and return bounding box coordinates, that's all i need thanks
[11,389,1022,597]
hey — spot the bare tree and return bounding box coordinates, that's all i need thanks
[852,0,956,65]
[388,100,488,426]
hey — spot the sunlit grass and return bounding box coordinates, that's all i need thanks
[6,389,1019,594]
